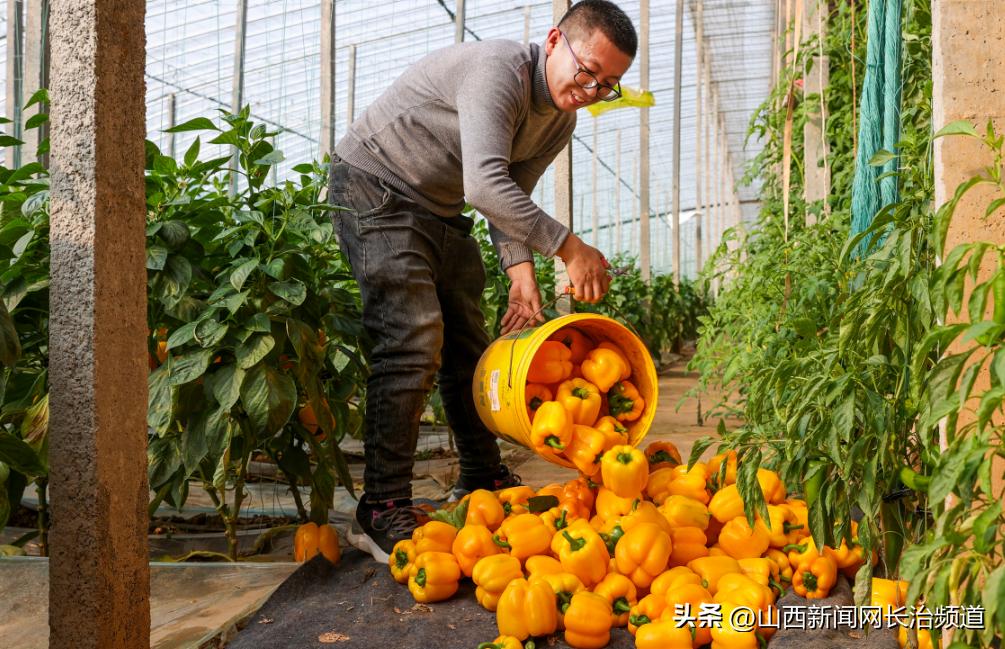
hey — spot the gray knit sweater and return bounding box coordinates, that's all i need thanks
[335,40,576,270]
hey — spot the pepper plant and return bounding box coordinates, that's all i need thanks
[145,108,367,559]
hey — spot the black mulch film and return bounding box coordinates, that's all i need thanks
[230,549,900,649]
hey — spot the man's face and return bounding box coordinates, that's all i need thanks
[544,26,633,113]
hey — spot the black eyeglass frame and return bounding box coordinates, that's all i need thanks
[559,30,623,102]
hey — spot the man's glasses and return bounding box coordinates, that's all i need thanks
[560,31,622,102]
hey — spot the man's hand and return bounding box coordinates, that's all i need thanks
[500,261,544,335]
[557,233,611,303]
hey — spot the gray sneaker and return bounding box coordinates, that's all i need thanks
[345,496,426,563]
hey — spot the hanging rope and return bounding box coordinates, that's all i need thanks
[850,0,902,256]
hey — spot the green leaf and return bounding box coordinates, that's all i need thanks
[0,298,21,367]
[268,279,307,306]
[168,348,214,386]
[147,362,174,436]
[972,505,998,553]
[236,334,275,369]
[230,259,258,292]
[868,149,897,167]
[158,221,190,248]
[194,318,228,348]
[934,120,979,139]
[146,245,169,271]
[982,564,1005,633]
[24,88,48,108]
[0,432,44,477]
[210,364,245,411]
[985,197,1005,218]
[164,117,220,133]
[687,434,716,470]
[184,137,201,167]
[527,495,559,513]
[239,363,296,436]
[24,112,48,129]
[254,150,285,165]
[166,321,198,350]
[0,136,24,147]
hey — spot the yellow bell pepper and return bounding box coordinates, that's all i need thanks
[525,383,553,423]
[557,378,602,426]
[708,483,745,524]
[562,591,613,649]
[476,636,526,649]
[714,572,774,612]
[580,347,628,392]
[527,340,573,384]
[412,520,458,554]
[609,380,644,422]
[669,527,710,567]
[719,516,771,560]
[494,513,554,561]
[407,551,461,603]
[687,555,743,595]
[597,342,631,378]
[627,593,668,636]
[472,554,524,611]
[524,554,564,577]
[765,548,793,583]
[762,504,804,548]
[650,566,703,596]
[707,450,738,487]
[595,486,635,521]
[600,445,648,498]
[618,499,673,536]
[593,572,638,627]
[658,495,711,530]
[530,400,574,458]
[667,463,712,504]
[294,522,341,565]
[465,489,506,531]
[897,625,937,649]
[792,554,838,599]
[615,522,673,590]
[562,476,597,512]
[785,536,821,567]
[595,415,628,439]
[634,618,696,649]
[738,557,782,592]
[757,468,787,504]
[452,524,502,577]
[644,467,676,505]
[710,603,762,649]
[663,582,715,646]
[549,327,593,364]
[784,498,810,534]
[871,577,910,608]
[496,577,559,641]
[562,424,607,477]
[536,482,563,499]
[551,519,611,588]
[498,485,537,517]
[644,440,682,469]
[597,521,625,555]
[529,571,585,628]
[540,506,572,534]
[389,539,416,584]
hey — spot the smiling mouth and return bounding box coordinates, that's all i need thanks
[571,92,586,106]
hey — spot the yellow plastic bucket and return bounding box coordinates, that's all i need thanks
[472,313,659,469]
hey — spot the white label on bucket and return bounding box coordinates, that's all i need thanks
[489,369,501,412]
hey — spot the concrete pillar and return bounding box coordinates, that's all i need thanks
[320,0,336,160]
[934,1,1005,496]
[552,0,572,310]
[802,0,830,222]
[48,0,150,647]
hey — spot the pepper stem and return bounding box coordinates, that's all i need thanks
[562,530,586,552]
[395,549,410,570]
[545,436,566,450]
[415,567,426,587]
[492,534,512,549]
[628,614,650,627]
[614,598,631,614]
[802,571,818,593]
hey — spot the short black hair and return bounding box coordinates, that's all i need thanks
[558,0,638,59]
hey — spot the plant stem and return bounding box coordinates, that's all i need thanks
[281,468,308,522]
[227,450,251,561]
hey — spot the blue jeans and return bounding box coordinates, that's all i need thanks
[329,157,502,500]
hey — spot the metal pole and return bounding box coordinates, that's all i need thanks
[320,0,336,160]
[592,118,599,247]
[6,0,24,168]
[671,0,683,283]
[455,0,466,43]
[552,0,572,311]
[631,157,638,255]
[23,0,48,167]
[615,128,622,254]
[693,0,704,274]
[346,44,357,127]
[639,0,650,282]
[229,0,249,196]
[523,3,532,45]
[705,59,712,255]
[167,94,178,160]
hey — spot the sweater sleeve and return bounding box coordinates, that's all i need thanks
[456,62,571,270]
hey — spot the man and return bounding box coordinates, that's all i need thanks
[330,0,636,562]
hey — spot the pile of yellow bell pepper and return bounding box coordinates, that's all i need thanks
[383,431,921,648]
[526,330,649,469]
